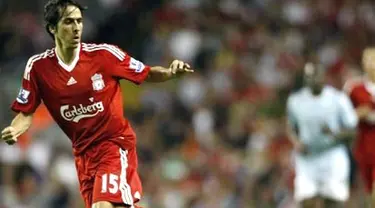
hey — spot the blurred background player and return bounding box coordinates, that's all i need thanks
[0,0,193,208]
[344,48,375,207]
[287,62,358,208]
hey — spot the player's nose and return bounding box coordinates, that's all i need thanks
[73,27,81,36]
[72,22,81,31]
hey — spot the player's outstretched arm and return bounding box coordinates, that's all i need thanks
[323,125,356,141]
[1,112,33,145]
[146,60,194,82]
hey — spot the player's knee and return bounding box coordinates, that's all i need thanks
[92,201,115,208]
[92,201,132,208]
[301,198,316,208]
[324,199,345,208]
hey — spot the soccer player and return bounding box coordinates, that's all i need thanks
[286,63,358,208]
[344,48,375,207]
[0,0,193,208]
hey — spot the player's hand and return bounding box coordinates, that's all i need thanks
[322,125,333,135]
[1,126,18,145]
[169,60,194,75]
[295,141,307,154]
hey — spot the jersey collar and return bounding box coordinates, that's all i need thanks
[55,43,81,72]
[304,86,328,97]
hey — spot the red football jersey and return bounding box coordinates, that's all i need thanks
[344,77,375,162]
[11,43,151,155]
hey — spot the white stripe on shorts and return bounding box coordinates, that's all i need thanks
[119,148,134,205]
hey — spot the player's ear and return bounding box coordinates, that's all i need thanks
[48,25,56,35]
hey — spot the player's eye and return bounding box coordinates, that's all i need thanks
[64,19,73,24]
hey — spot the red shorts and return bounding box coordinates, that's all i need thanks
[356,160,375,193]
[75,140,142,208]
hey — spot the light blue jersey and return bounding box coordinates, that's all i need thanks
[287,86,358,154]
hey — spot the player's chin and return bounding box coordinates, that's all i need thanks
[69,40,80,48]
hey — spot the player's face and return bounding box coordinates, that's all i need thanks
[304,63,324,92]
[363,49,375,81]
[54,5,83,49]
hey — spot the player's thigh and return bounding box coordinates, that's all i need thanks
[323,198,345,208]
[325,147,350,179]
[301,197,321,208]
[92,144,142,206]
[294,157,318,202]
[92,201,131,208]
[321,147,350,202]
[92,201,114,208]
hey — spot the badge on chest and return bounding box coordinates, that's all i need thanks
[91,73,105,91]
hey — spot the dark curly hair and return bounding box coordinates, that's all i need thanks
[44,0,86,39]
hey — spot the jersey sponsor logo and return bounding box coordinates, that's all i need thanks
[91,73,105,91]
[60,101,104,123]
[129,58,145,73]
[16,88,30,104]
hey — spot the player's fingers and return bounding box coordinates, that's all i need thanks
[184,68,194,73]
[170,60,180,74]
[3,127,15,136]
[171,60,179,69]
[2,133,15,141]
[177,61,184,70]
[5,137,17,145]
[1,132,9,140]
[171,66,177,75]
[1,127,12,135]
[2,126,15,135]
[184,63,191,69]
[1,129,16,140]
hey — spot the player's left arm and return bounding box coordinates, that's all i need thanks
[328,93,358,140]
[102,44,193,84]
[146,60,194,82]
[2,56,42,145]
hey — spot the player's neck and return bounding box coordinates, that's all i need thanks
[55,42,79,65]
[308,86,323,96]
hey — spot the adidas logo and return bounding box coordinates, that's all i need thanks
[67,77,77,86]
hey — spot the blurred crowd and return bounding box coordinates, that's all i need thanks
[1,0,375,207]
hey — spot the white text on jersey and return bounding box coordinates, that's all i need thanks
[60,101,104,123]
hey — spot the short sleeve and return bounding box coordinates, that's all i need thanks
[338,92,358,129]
[102,44,151,85]
[11,57,41,114]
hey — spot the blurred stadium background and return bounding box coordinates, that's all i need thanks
[0,0,373,207]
